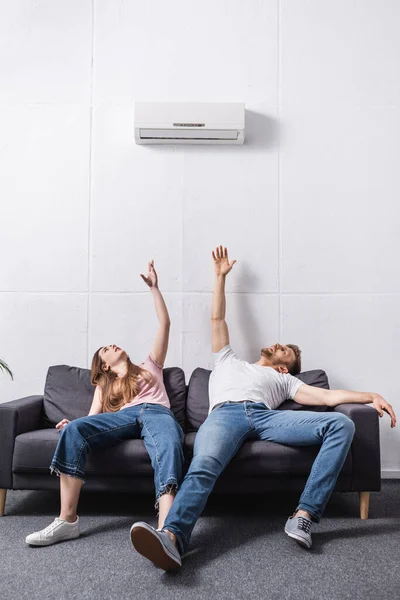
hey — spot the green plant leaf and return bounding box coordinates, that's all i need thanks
[0,359,13,380]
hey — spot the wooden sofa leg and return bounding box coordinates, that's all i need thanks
[359,491,370,519]
[0,489,6,516]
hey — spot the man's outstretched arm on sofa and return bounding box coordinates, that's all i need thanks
[293,384,396,428]
[211,245,237,353]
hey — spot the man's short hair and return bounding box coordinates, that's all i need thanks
[286,344,302,375]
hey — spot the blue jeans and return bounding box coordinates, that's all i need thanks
[163,401,355,554]
[50,403,185,504]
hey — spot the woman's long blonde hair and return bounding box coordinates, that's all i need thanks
[91,348,155,413]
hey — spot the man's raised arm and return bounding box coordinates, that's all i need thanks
[211,245,237,353]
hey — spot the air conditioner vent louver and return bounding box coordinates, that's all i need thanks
[139,129,239,141]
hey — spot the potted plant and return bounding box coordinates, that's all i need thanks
[0,359,13,379]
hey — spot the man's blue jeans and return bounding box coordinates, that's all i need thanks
[50,403,185,504]
[163,401,355,554]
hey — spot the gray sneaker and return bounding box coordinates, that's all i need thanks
[130,521,181,571]
[284,514,313,549]
[26,517,80,546]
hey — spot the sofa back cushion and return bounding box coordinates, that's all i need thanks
[186,368,330,433]
[43,364,187,428]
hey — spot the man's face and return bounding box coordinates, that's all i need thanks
[262,344,295,370]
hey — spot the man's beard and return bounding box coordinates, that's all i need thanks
[261,348,274,359]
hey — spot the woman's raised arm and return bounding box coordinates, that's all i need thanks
[140,260,170,368]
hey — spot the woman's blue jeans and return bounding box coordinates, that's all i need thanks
[50,403,185,504]
[163,402,355,554]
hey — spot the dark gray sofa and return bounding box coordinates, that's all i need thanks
[0,364,380,519]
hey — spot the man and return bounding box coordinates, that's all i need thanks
[130,245,396,571]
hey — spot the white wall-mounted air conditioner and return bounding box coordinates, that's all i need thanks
[134,102,245,145]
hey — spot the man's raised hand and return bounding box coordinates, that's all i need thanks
[212,245,237,277]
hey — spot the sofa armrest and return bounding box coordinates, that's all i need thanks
[0,395,44,488]
[333,403,381,491]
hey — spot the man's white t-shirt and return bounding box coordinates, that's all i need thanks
[208,345,304,414]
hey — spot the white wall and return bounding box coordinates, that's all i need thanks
[0,0,399,475]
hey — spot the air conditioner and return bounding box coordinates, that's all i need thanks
[134,102,245,145]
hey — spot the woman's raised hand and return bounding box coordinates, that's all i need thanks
[55,418,70,431]
[140,259,158,289]
[212,245,237,277]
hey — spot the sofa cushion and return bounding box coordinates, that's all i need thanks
[186,368,330,433]
[183,431,352,476]
[13,429,154,477]
[43,364,187,428]
[14,426,352,479]
[43,365,94,424]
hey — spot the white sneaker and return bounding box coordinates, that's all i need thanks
[25,517,80,546]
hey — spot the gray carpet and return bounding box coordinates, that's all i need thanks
[1,482,400,600]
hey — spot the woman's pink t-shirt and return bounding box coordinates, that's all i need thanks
[120,354,170,410]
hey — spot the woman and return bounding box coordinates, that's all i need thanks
[26,260,184,546]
